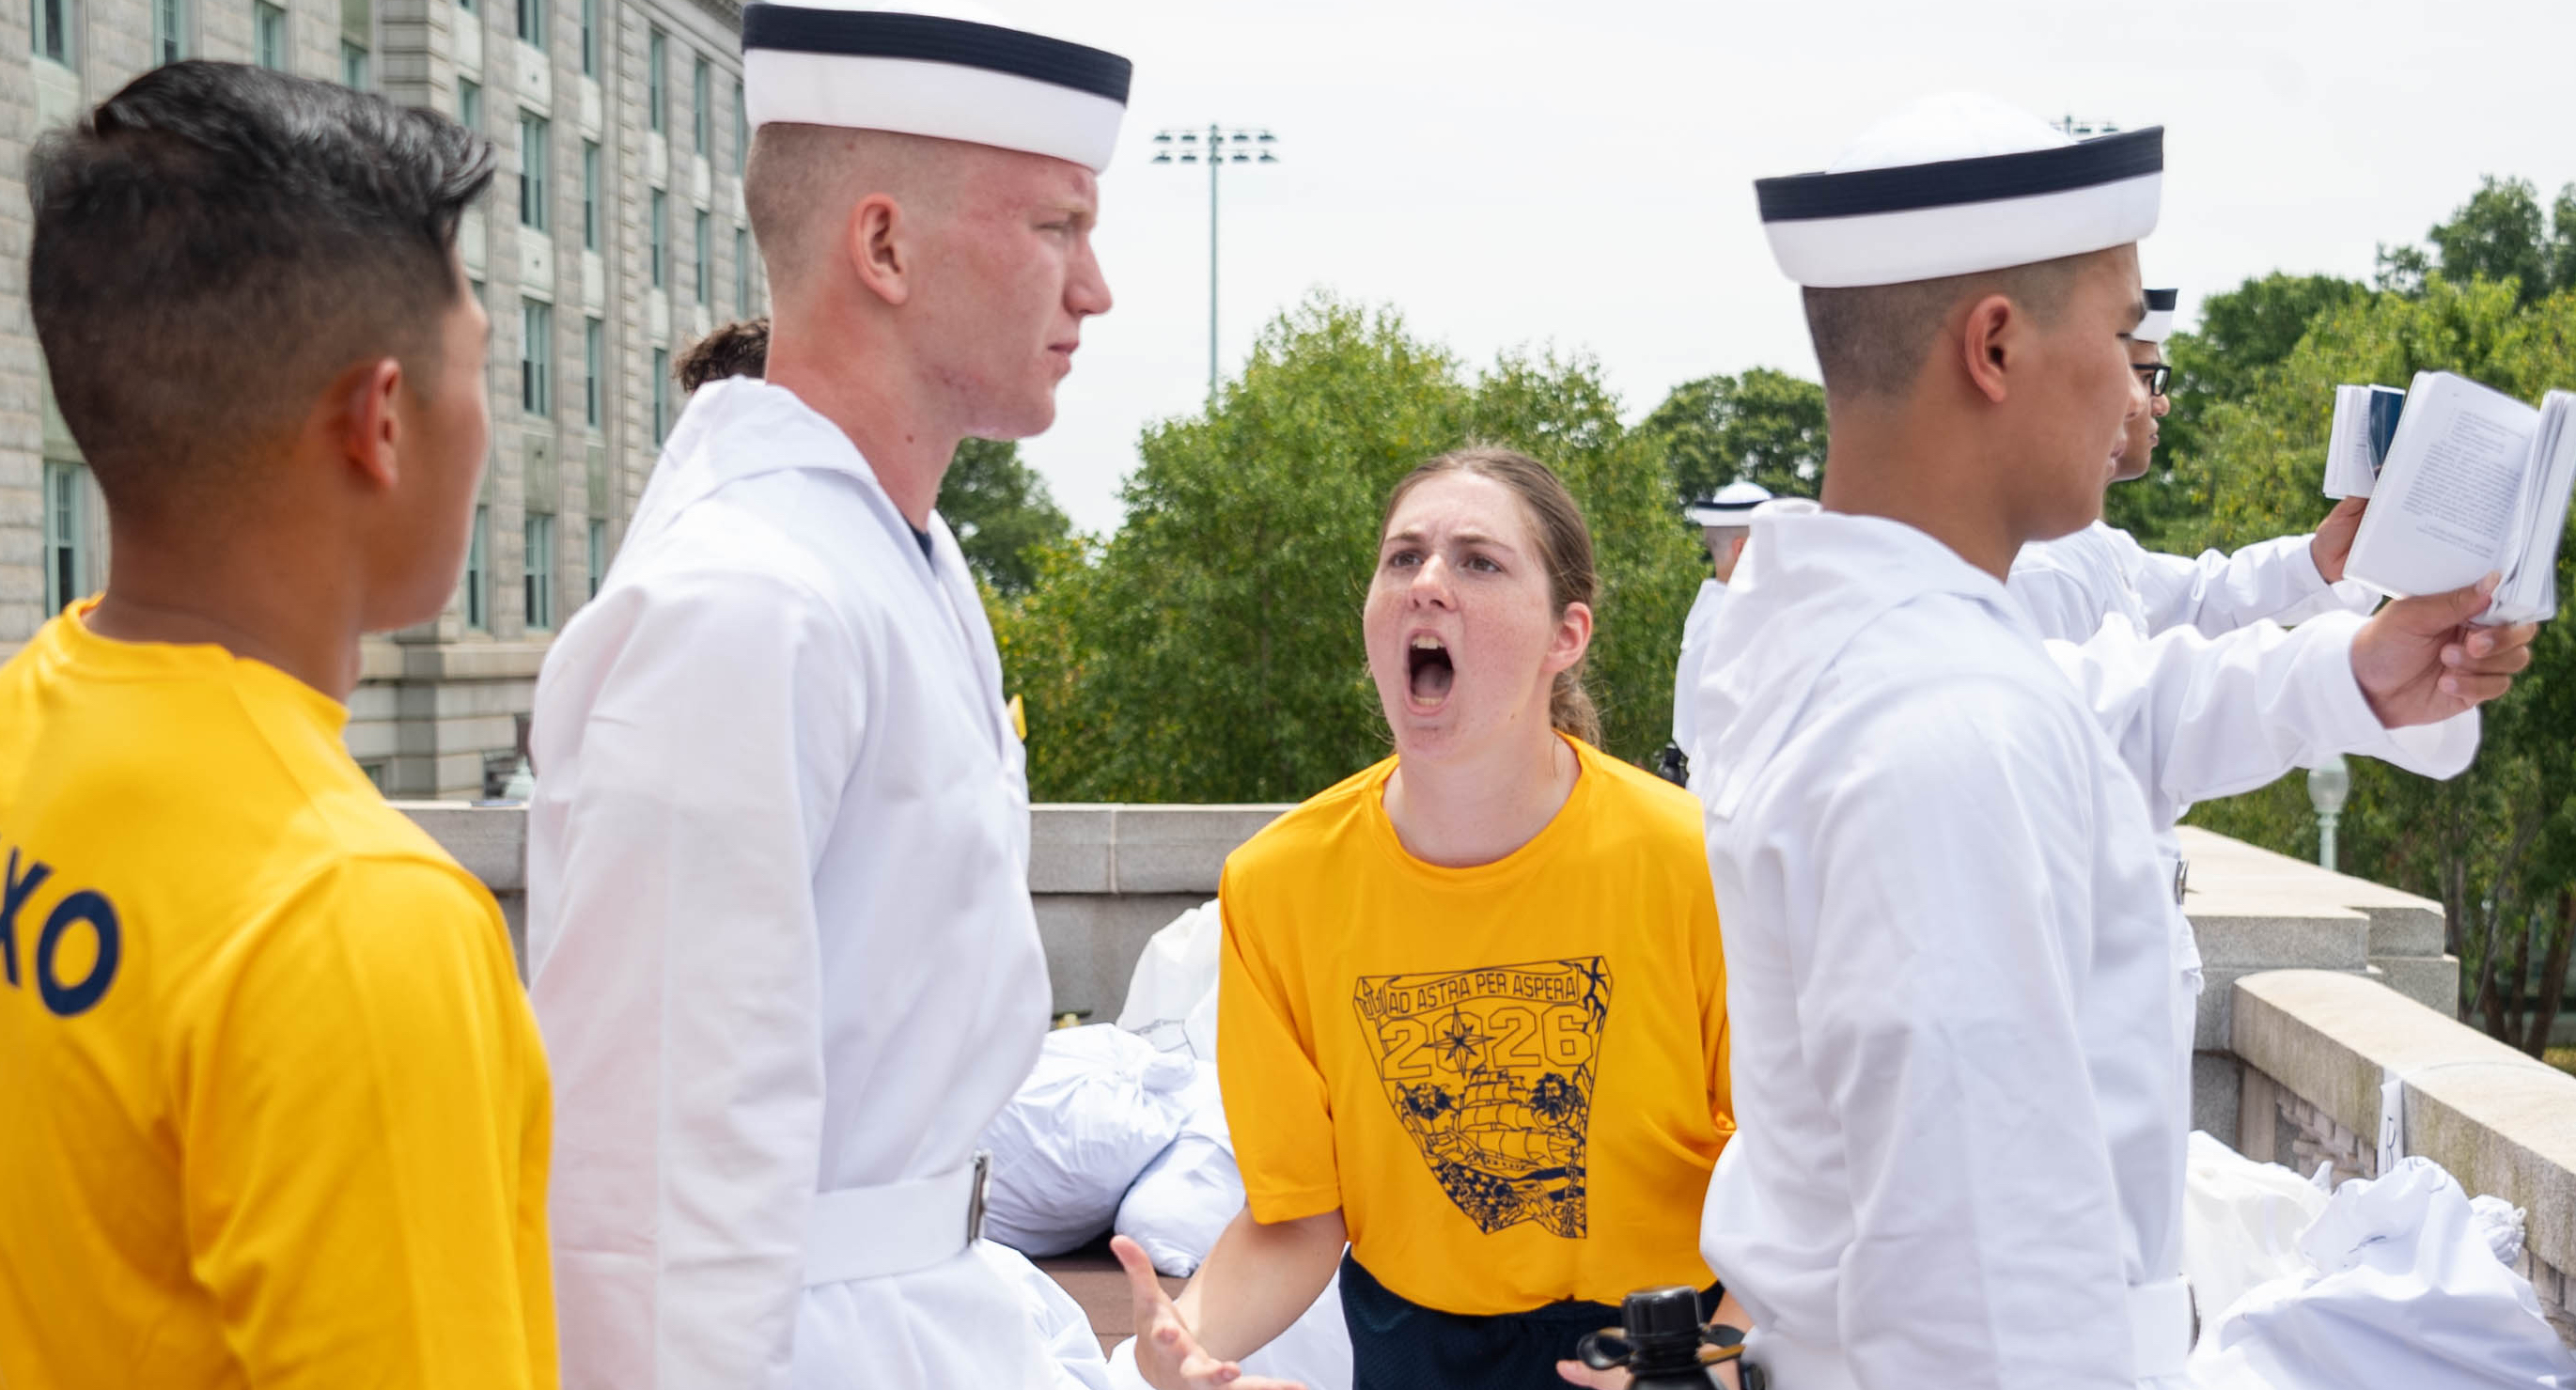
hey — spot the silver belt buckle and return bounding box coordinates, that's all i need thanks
[965,1149,991,1245]
[2173,857,2191,907]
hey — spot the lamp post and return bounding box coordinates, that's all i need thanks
[2308,755,2351,873]
[1150,124,1279,401]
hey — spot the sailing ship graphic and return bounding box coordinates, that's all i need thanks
[1352,957,1608,1238]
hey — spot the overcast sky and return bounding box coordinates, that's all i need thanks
[1017,0,2576,534]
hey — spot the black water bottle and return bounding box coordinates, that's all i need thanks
[1572,1286,1763,1389]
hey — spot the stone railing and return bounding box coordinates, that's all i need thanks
[2229,969,2576,1343]
[399,801,2574,1346]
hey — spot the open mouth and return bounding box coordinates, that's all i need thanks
[1406,633,1455,706]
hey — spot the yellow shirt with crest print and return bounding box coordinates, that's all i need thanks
[0,603,556,1390]
[1218,733,1733,1316]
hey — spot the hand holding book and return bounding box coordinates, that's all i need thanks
[2349,572,2537,727]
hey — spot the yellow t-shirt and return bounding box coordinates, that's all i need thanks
[0,605,557,1390]
[1218,736,1733,1316]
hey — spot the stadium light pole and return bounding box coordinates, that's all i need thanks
[1151,124,1280,401]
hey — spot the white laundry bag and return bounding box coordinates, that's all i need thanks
[2191,1155,2576,1389]
[1105,1270,1353,1390]
[979,1024,1197,1257]
[2179,1129,2332,1330]
[1117,899,1223,1060]
[972,1239,1115,1390]
[1115,1063,1244,1278]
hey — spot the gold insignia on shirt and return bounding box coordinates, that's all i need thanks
[1350,957,1608,1239]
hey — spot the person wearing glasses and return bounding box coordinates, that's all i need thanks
[2004,287,2378,645]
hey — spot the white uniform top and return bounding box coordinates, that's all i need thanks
[525,379,1053,1390]
[1670,578,1727,763]
[2007,519,2375,645]
[2007,520,2428,992]
[1692,511,2473,1390]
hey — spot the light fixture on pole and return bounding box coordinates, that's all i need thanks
[1149,124,1280,402]
[2308,755,2351,873]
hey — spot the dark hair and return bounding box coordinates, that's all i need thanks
[677,318,771,392]
[26,61,495,519]
[1381,446,1602,747]
[1801,253,2086,398]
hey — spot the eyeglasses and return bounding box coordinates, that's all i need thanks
[2133,363,2172,398]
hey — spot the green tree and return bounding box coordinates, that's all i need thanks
[942,437,1070,596]
[2175,276,2576,1050]
[1638,367,1826,507]
[991,296,1703,803]
[2376,175,2576,307]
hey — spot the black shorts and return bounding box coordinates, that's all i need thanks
[1338,1252,1725,1390]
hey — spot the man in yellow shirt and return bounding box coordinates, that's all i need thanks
[0,63,555,1389]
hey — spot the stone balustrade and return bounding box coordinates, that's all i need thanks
[398,800,2576,1347]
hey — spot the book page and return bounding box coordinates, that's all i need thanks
[2344,373,2540,599]
[2490,392,2575,624]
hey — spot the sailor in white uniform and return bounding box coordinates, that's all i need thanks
[2007,287,2377,645]
[1693,94,2537,1390]
[1669,480,1771,776]
[522,6,1132,1387]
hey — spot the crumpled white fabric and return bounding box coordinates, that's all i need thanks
[1116,899,1223,1062]
[979,1025,1197,1257]
[2180,1131,2334,1334]
[2191,1155,2576,1389]
[1115,1064,1242,1278]
[1104,1272,1352,1390]
[972,1241,1114,1390]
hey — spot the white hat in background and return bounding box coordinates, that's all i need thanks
[1684,478,1776,527]
[742,0,1133,173]
[2136,287,2178,343]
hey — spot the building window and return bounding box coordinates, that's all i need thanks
[341,39,369,87]
[648,190,666,289]
[459,77,481,131]
[41,461,87,617]
[581,140,599,250]
[576,0,592,74]
[524,512,555,630]
[734,80,747,172]
[464,504,491,630]
[651,349,668,444]
[31,0,73,64]
[734,227,750,313]
[583,316,603,428]
[358,759,390,791]
[456,0,472,15]
[586,517,605,598]
[691,55,710,154]
[514,0,539,48]
[519,112,548,229]
[151,0,188,65]
[694,210,710,304]
[646,27,665,133]
[253,0,285,68]
[522,299,552,416]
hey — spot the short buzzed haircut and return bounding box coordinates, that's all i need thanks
[1801,253,2087,399]
[26,61,495,518]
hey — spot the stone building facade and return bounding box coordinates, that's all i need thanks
[0,0,761,797]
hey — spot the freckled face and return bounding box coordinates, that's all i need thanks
[1365,472,1585,761]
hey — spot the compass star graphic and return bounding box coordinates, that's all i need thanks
[1432,1007,1490,1072]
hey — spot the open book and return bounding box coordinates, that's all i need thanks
[2323,384,2408,498]
[2342,371,2576,625]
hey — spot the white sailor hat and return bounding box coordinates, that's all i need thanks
[1755,93,2162,289]
[741,1,1132,173]
[2136,287,2178,343]
[1683,479,1774,526]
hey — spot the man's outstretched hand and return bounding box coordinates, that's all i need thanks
[2312,495,2370,583]
[2351,573,2537,726]
[1113,1235,1305,1390]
